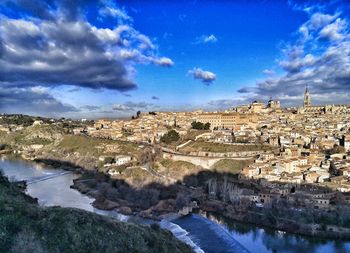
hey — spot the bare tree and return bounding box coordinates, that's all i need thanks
[139,145,163,167]
[220,176,229,202]
[228,185,243,205]
[207,178,217,198]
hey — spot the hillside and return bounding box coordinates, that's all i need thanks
[0,172,193,253]
[0,124,140,170]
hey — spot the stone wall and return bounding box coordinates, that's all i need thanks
[163,152,251,169]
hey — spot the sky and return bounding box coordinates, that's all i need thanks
[0,0,350,119]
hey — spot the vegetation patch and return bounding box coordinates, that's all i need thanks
[0,171,193,253]
[123,166,152,179]
[191,121,210,130]
[0,114,35,127]
[180,130,210,142]
[159,159,199,179]
[58,135,138,157]
[160,130,180,144]
[211,159,253,174]
[0,124,65,147]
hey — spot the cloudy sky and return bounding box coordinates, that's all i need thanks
[0,0,349,119]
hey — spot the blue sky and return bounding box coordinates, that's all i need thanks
[0,0,350,118]
[125,1,306,106]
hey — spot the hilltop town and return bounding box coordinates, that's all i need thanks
[1,88,350,238]
[89,88,350,190]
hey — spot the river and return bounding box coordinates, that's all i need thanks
[1,156,350,253]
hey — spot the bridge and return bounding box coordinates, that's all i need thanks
[26,171,72,185]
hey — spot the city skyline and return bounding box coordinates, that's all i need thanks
[0,0,350,119]
[1,2,350,251]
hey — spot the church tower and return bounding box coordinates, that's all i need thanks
[303,86,311,107]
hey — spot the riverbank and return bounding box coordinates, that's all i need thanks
[69,163,350,240]
[71,171,198,220]
[199,200,350,240]
[0,171,193,253]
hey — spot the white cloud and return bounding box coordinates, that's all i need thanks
[0,1,173,92]
[262,69,275,75]
[237,7,350,106]
[194,34,218,44]
[112,104,132,111]
[203,34,217,43]
[112,101,154,112]
[99,7,132,21]
[308,13,337,30]
[31,86,49,94]
[152,57,174,67]
[0,0,175,118]
[298,12,339,41]
[279,53,316,72]
[0,85,78,116]
[319,18,347,41]
[188,67,216,84]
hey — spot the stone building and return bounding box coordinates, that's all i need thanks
[303,86,311,107]
[267,98,281,109]
[298,87,350,114]
[197,112,257,130]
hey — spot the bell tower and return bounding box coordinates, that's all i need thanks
[303,86,311,107]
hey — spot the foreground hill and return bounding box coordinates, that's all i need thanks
[0,172,193,253]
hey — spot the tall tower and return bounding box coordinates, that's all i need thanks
[303,86,311,107]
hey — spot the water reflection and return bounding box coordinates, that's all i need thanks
[204,212,350,253]
[0,156,95,211]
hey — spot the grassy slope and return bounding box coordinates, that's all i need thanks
[0,173,193,253]
[159,159,199,180]
[0,125,65,146]
[0,125,139,157]
[211,159,253,174]
[58,135,138,156]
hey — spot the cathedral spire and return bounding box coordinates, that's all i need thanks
[303,85,311,107]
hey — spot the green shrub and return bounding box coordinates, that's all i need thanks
[0,174,193,253]
[191,121,210,130]
[160,130,180,144]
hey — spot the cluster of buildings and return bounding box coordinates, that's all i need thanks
[241,182,339,210]
[88,88,349,149]
[240,114,350,194]
[238,88,350,193]
[84,89,350,193]
[88,99,283,143]
[90,111,198,143]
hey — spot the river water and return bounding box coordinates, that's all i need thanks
[1,156,350,253]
